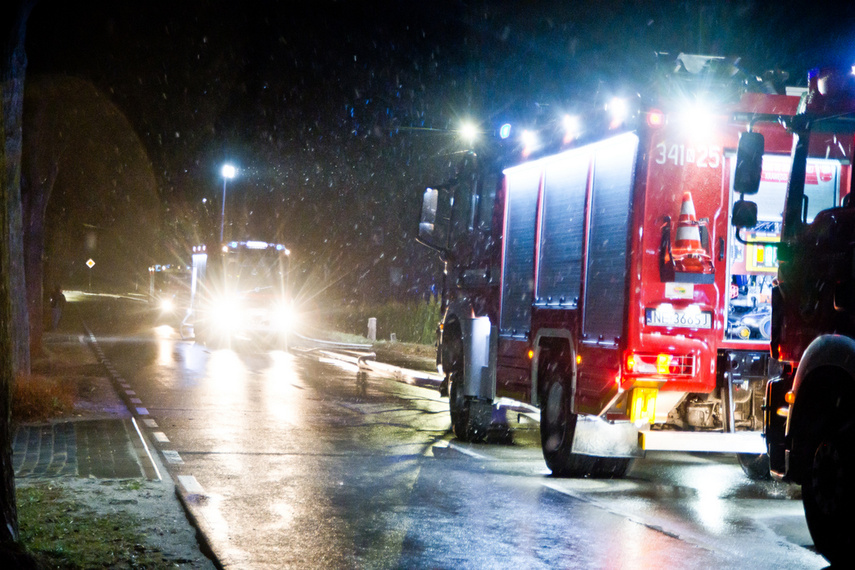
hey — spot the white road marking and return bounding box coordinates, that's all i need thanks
[136,407,149,415]
[125,390,136,395]
[143,419,158,428]
[153,432,170,443]
[130,397,142,404]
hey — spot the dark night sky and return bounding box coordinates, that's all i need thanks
[22,0,855,299]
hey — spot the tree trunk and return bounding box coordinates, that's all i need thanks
[1,0,36,546]
[3,3,31,379]
[22,153,56,360]
[0,104,15,545]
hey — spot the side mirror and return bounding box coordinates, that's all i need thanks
[732,199,758,229]
[419,187,439,241]
[733,131,764,195]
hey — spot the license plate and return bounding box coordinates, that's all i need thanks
[646,307,712,329]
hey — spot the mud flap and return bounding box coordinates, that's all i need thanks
[461,316,495,400]
[570,416,642,458]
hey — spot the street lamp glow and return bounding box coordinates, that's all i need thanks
[459,122,478,145]
[220,163,237,242]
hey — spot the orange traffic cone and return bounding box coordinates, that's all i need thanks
[673,192,704,256]
[672,192,714,276]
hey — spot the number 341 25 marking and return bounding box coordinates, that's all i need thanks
[655,143,722,168]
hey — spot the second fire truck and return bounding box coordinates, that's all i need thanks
[187,240,295,349]
[418,54,822,478]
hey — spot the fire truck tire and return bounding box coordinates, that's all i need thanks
[801,420,855,566]
[591,457,633,478]
[540,369,596,477]
[736,453,771,480]
[448,371,491,442]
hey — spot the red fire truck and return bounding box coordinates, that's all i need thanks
[417,54,805,478]
[732,67,855,565]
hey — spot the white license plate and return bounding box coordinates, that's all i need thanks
[646,308,712,329]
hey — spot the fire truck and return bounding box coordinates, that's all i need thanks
[732,67,855,565]
[417,54,803,478]
[188,240,295,349]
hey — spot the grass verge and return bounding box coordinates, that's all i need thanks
[13,374,75,423]
[330,296,440,345]
[17,482,175,569]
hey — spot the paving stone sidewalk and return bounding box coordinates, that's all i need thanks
[13,301,159,481]
[13,418,157,479]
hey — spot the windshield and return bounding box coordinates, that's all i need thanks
[224,250,289,294]
[725,154,839,341]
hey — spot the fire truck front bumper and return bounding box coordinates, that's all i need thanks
[230,308,294,340]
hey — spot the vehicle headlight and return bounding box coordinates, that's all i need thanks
[160,298,175,313]
[210,296,243,331]
[273,302,297,332]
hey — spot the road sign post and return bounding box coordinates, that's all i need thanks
[86,258,95,291]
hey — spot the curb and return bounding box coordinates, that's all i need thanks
[174,489,226,570]
[81,322,224,570]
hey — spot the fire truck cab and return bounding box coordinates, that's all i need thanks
[188,240,295,350]
[733,67,855,565]
[418,54,803,478]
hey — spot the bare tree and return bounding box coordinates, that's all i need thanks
[1,0,36,549]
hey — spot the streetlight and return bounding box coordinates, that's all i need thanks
[220,163,236,242]
[458,121,478,146]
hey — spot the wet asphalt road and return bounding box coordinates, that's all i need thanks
[79,293,829,569]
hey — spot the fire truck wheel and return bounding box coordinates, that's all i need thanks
[801,422,855,566]
[448,371,490,442]
[736,453,771,480]
[540,369,595,477]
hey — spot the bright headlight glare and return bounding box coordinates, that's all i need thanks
[160,298,175,312]
[273,303,296,332]
[211,297,243,331]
